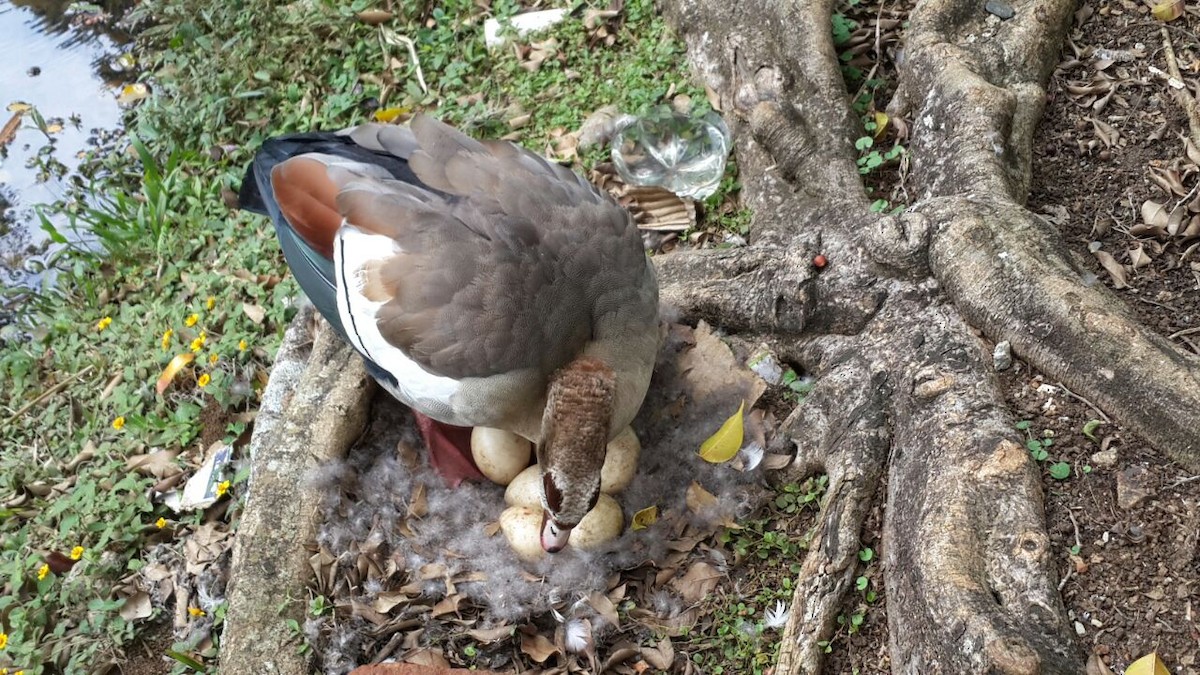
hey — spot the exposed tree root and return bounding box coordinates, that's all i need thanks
[222,311,374,675]
[773,358,889,674]
[656,0,1199,669]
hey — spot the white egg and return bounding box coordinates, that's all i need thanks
[505,465,542,508]
[569,493,623,550]
[600,426,640,494]
[499,505,545,561]
[471,427,532,485]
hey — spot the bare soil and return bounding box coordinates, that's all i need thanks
[823,1,1200,672]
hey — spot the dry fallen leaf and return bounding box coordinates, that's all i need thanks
[1085,652,1116,675]
[670,562,722,604]
[155,353,195,394]
[1092,250,1128,288]
[356,8,393,24]
[685,481,719,514]
[242,302,266,324]
[520,631,560,663]
[125,449,180,479]
[631,505,658,531]
[119,591,153,621]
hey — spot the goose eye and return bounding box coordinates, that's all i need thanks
[542,472,563,513]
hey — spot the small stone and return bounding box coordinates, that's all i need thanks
[1073,621,1086,636]
[1116,465,1154,509]
[1090,448,1118,468]
[985,0,1016,19]
[993,340,1013,371]
[748,349,783,385]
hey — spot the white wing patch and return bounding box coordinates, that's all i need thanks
[334,224,462,409]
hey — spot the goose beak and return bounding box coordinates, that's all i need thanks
[540,511,573,553]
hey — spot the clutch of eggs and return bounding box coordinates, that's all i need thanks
[471,426,641,560]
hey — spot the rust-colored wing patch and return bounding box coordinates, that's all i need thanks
[271,156,342,258]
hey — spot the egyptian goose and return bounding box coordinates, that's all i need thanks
[238,114,659,553]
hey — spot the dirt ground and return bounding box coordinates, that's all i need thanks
[823,2,1200,673]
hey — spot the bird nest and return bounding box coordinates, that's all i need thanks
[306,322,787,673]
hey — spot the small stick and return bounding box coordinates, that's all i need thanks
[1165,474,1200,491]
[1160,28,1200,151]
[4,365,95,426]
[1067,509,1083,551]
[1053,381,1111,423]
[1168,326,1200,339]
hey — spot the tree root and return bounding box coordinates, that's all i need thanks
[883,305,1082,673]
[654,0,1200,668]
[222,311,374,675]
[772,358,889,674]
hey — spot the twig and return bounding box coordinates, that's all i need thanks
[1168,326,1200,339]
[1058,565,1074,591]
[379,28,428,94]
[1067,509,1083,551]
[1160,28,1200,151]
[1053,381,1111,423]
[1165,474,1200,491]
[3,365,95,426]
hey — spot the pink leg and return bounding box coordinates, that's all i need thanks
[413,413,485,487]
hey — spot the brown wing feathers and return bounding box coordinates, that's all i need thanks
[270,157,343,259]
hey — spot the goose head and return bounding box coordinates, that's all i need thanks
[536,357,615,552]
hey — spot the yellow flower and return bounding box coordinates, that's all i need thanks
[190,332,208,353]
[209,354,219,365]
[112,416,126,430]
[238,339,248,351]
[205,296,215,310]
[13,670,21,675]
[37,563,49,580]
[185,313,199,327]
[198,373,211,388]
[156,517,167,529]
[161,329,173,350]
[70,546,85,561]
[0,631,7,649]
[96,316,112,331]
[216,480,231,497]
[188,606,206,617]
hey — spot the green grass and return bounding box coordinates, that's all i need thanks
[0,0,729,671]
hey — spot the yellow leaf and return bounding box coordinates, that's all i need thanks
[1126,653,1171,675]
[631,505,658,531]
[155,353,195,394]
[873,111,889,138]
[1152,0,1183,21]
[6,102,32,113]
[698,401,744,463]
[373,107,408,123]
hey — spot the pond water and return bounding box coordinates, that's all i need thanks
[0,0,129,290]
